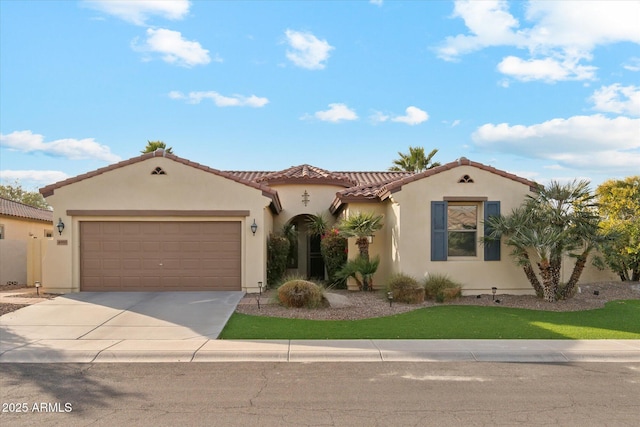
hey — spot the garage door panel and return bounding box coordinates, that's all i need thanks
[81,221,241,291]
[122,242,141,252]
[122,259,141,269]
[102,259,121,269]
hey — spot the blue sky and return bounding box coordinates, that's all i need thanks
[1,0,638,192]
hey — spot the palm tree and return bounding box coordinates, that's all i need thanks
[531,180,601,300]
[336,256,380,291]
[142,140,173,154]
[389,147,440,172]
[484,207,544,297]
[337,211,383,260]
[484,180,600,302]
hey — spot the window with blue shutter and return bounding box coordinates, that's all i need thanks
[483,201,501,261]
[431,201,447,261]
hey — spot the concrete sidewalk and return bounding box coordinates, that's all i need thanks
[1,339,639,363]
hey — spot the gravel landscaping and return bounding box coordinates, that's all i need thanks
[2,282,638,319]
[236,282,640,320]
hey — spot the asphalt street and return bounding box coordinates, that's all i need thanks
[1,362,639,426]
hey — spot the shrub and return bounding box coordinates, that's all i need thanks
[267,233,290,287]
[424,274,462,302]
[336,255,380,291]
[275,272,307,289]
[277,280,325,308]
[385,273,425,304]
[321,228,348,288]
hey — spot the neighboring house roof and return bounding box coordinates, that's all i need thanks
[0,197,53,223]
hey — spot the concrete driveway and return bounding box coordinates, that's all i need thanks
[1,291,244,343]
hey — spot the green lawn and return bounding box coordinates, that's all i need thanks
[219,300,640,340]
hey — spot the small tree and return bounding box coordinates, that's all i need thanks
[0,180,50,210]
[142,140,173,154]
[596,176,640,281]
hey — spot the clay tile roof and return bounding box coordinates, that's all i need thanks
[0,197,53,223]
[254,164,358,187]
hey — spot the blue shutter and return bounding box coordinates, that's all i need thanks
[431,201,447,261]
[484,201,501,261]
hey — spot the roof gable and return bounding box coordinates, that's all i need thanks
[384,157,537,193]
[39,150,282,213]
[0,197,53,223]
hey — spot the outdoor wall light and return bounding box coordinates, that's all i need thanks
[491,287,497,301]
[56,218,65,235]
[250,219,258,236]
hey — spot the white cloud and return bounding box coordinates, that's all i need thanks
[623,57,640,72]
[370,111,390,124]
[169,91,269,107]
[284,29,334,70]
[370,0,383,6]
[309,104,358,123]
[438,0,640,83]
[437,0,524,60]
[370,107,430,125]
[472,114,640,173]
[391,106,429,125]
[590,84,640,116]
[0,130,121,163]
[0,170,70,185]
[83,0,190,26]
[133,28,210,67]
[497,55,596,82]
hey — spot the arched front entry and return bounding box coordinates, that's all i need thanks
[285,214,326,281]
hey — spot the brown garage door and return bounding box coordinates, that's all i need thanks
[80,221,241,291]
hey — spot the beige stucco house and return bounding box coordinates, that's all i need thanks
[0,197,53,286]
[38,150,616,295]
